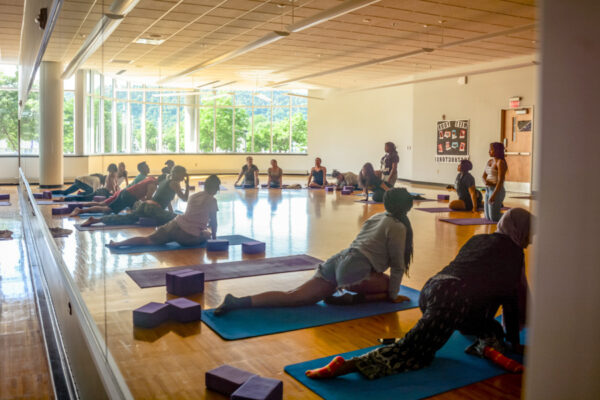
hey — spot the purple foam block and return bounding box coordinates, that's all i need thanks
[343,186,354,191]
[325,186,334,192]
[42,190,52,199]
[67,203,86,211]
[166,297,202,323]
[33,193,43,199]
[206,239,229,252]
[261,184,268,188]
[241,241,265,255]
[206,365,258,396]
[52,206,70,215]
[166,269,205,296]
[93,195,107,202]
[132,302,170,328]
[341,189,352,195]
[137,217,158,226]
[231,376,283,400]
[438,194,450,200]
[0,194,9,200]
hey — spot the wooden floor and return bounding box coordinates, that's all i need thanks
[0,190,53,400]
[13,176,533,399]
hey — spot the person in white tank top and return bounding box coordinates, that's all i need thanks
[482,142,508,221]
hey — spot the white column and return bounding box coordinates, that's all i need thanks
[184,95,197,152]
[525,1,600,399]
[39,61,64,187]
[74,69,85,155]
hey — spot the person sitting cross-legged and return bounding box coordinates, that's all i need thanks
[106,175,221,248]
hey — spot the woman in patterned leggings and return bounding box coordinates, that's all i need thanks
[306,208,532,380]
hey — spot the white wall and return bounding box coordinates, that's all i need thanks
[308,85,414,177]
[411,64,537,187]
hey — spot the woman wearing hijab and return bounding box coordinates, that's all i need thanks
[305,208,532,380]
[214,188,415,315]
[449,159,483,212]
[483,142,508,221]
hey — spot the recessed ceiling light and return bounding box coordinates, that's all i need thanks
[277,3,285,8]
[134,38,165,45]
[116,70,126,75]
[438,20,446,24]
[423,24,428,28]
[111,59,132,64]
[363,18,372,23]
[149,33,162,38]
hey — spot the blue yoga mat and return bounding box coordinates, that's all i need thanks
[202,286,420,340]
[107,234,255,254]
[285,329,526,400]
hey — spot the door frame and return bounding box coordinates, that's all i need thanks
[500,105,535,194]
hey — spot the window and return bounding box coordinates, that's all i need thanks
[83,70,308,154]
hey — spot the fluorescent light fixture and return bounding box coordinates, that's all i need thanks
[286,0,381,33]
[195,80,220,88]
[158,31,289,84]
[254,93,272,103]
[61,0,141,80]
[116,69,127,75]
[271,23,537,87]
[134,38,165,45]
[285,92,325,101]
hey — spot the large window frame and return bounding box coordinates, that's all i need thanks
[84,71,308,155]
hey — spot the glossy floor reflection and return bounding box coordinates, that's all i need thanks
[35,176,533,399]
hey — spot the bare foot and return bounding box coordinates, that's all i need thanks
[81,217,99,227]
[305,356,347,379]
[107,240,119,248]
[53,197,65,202]
[69,208,82,217]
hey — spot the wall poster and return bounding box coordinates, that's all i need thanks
[435,119,470,163]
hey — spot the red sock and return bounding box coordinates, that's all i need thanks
[483,347,524,373]
[305,356,346,379]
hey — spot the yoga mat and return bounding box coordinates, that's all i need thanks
[108,234,255,254]
[417,207,510,213]
[202,286,420,340]
[75,223,150,231]
[0,201,11,206]
[284,329,526,400]
[126,254,322,288]
[440,218,497,226]
[354,200,381,205]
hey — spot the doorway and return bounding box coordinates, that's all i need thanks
[501,107,534,193]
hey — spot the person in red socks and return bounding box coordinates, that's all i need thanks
[305,208,531,380]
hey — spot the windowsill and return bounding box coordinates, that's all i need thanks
[0,153,308,157]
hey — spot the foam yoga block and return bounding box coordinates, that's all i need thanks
[166,269,205,296]
[0,194,9,200]
[206,365,258,396]
[93,195,107,202]
[325,186,334,192]
[133,302,170,328]
[231,376,283,400]
[67,203,86,211]
[207,239,229,251]
[438,194,450,200]
[52,206,70,215]
[42,191,52,199]
[166,297,202,323]
[33,193,43,199]
[242,241,265,254]
[137,217,158,226]
[343,186,354,191]
[341,189,352,195]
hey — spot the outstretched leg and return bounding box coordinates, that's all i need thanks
[214,277,336,315]
[70,205,110,217]
[108,236,154,248]
[305,357,358,379]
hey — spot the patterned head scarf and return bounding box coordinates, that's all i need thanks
[497,208,532,248]
[384,188,414,272]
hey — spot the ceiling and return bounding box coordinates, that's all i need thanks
[2,0,538,89]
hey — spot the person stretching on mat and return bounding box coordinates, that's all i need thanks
[483,142,508,222]
[267,159,283,188]
[304,207,531,380]
[332,169,359,190]
[69,176,157,217]
[107,175,220,248]
[359,162,391,202]
[52,173,105,197]
[80,166,190,226]
[117,162,128,188]
[307,157,328,188]
[128,161,150,187]
[54,165,119,202]
[214,188,415,316]
[235,156,259,188]
[449,160,483,212]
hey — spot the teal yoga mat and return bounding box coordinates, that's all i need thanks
[107,234,255,254]
[202,286,420,340]
[285,329,526,400]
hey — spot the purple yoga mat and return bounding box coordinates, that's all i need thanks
[417,207,510,213]
[74,223,153,231]
[0,201,11,206]
[440,218,497,226]
[126,254,322,288]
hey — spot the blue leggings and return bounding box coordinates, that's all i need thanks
[484,186,505,222]
[51,180,93,196]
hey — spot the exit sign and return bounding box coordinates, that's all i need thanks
[509,96,521,108]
